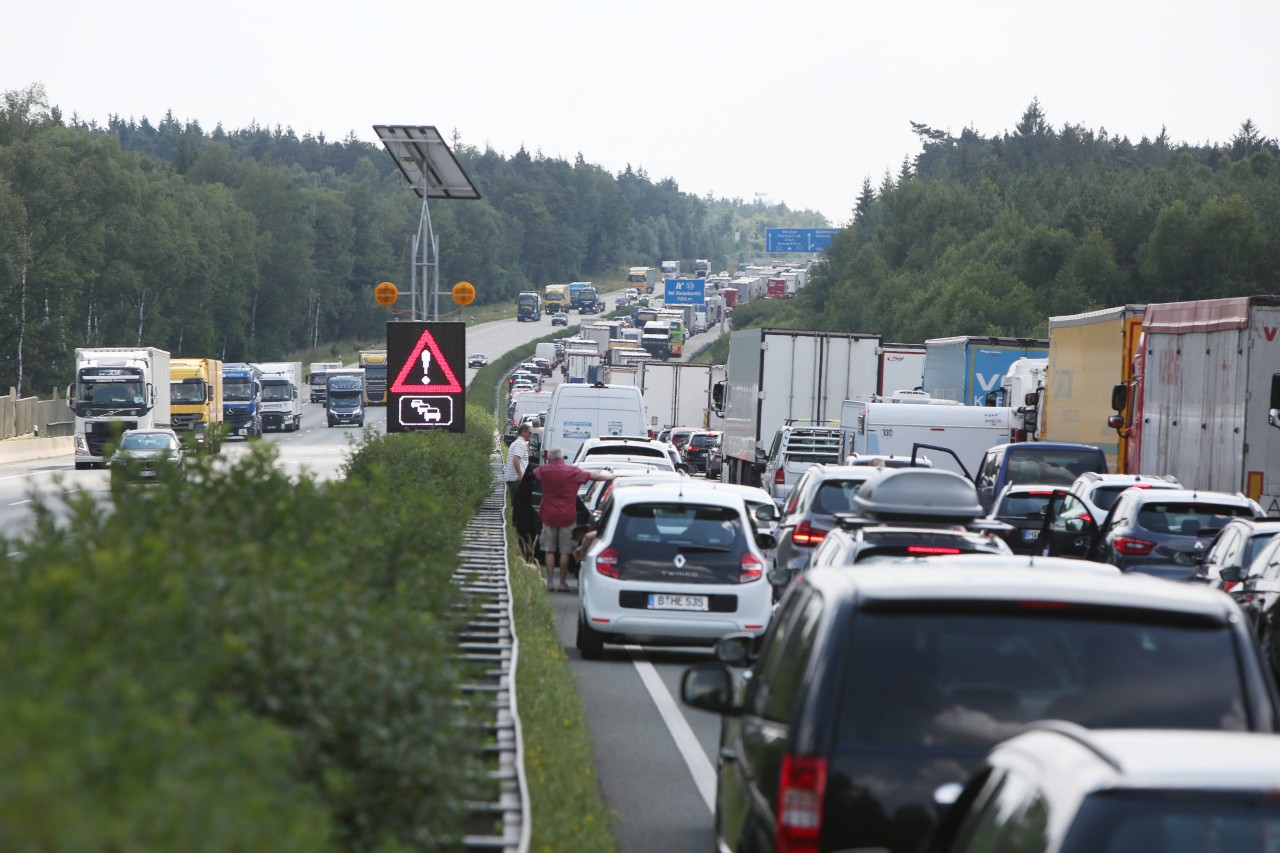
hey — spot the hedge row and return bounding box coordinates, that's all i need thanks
[0,405,496,851]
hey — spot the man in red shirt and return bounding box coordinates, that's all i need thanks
[535,447,614,591]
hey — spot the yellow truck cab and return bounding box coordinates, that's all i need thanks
[169,357,224,453]
[358,349,389,405]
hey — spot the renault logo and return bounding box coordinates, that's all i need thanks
[673,554,686,569]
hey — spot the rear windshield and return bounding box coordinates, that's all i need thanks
[689,434,720,449]
[1005,447,1103,486]
[837,611,1246,749]
[584,445,665,459]
[1137,503,1255,536]
[812,479,873,515]
[997,492,1054,518]
[613,503,748,584]
[1062,792,1280,853]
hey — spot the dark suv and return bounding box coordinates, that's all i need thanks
[682,564,1280,853]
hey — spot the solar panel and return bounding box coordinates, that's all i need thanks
[373,125,480,200]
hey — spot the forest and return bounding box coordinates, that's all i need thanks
[734,100,1280,342]
[0,84,823,397]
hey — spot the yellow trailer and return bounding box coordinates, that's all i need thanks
[1042,305,1144,472]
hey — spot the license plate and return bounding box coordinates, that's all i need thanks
[237,428,248,436]
[1022,529,1039,541]
[648,594,708,611]
[140,469,156,478]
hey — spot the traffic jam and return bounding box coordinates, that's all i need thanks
[501,288,1280,852]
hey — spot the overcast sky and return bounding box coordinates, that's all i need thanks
[7,0,1278,224]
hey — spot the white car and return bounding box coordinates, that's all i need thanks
[572,435,683,471]
[1067,471,1182,522]
[576,480,776,659]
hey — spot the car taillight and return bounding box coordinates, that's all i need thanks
[1114,536,1155,556]
[906,545,962,555]
[791,521,827,547]
[774,468,786,485]
[740,553,763,583]
[776,754,827,852]
[596,547,619,578]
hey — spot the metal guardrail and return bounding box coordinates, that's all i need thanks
[454,454,530,853]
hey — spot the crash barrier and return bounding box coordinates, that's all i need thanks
[456,455,530,853]
[1,389,73,440]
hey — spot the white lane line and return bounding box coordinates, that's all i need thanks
[8,499,32,506]
[627,645,717,813]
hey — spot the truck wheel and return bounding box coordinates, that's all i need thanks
[576,613,605,661]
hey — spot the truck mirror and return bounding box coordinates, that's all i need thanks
[1021,407,1037,434]
[1110,384,1127,412]
[984,390,998,407]
[1024,391,1038,406]
[711,382,725,413]
[1270,375,1280,429]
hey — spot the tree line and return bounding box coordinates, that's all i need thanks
[740,100,1280,342]
[0,84,823,397]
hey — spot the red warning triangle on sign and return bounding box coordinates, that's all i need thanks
[389,330,463,394]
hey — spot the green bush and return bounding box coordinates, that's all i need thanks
[0,406,499,851]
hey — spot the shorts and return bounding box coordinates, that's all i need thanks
[540,524,575,553]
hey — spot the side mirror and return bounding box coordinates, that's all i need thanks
[1110,383,1128,412]
[755,531,778,550]
[1220,565,1245,582]
[711,381,725,413]
[713,632,756,666]
[681,666,740,715]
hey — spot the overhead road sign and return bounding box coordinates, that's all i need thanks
[387,321,466,434]
[373,125,481,200]
[765,227,838,253]
[664,278,706,305]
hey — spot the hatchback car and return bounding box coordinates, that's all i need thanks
[987,483,1060,554]
[550,312,569,327]
[1228,534,1280,674]
[576,480,777,660]
[664,426,699,456]
[1195,518,1280,592]
[1043,488,1263,578]
[926,725,1280,853]
[772,464,888,590]
[1067,471,1182,522]
[571,435,683,471]
[682,564,1280,853]
[109,428,186,483]
[467,352,488,368]
[681,430,721,475]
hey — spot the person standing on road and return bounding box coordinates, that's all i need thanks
[535,447,613,591]
[504,423,532,505]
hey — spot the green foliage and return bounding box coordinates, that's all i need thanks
[0,416,498,851]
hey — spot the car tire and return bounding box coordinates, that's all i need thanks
[576,613,605,661]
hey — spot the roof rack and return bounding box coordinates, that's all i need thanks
[1013,720,1122,771]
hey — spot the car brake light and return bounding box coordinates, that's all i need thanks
[740,552,764,583]
[596,547,619,579]
[777,754,827,852]
[791,521,827,547]
[1114,536,1155,556]
[906,545,962,555]
[774,468,786,485]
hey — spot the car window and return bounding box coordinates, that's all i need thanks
[979,450,1000,486]
[1089,485,1139,514]
[998,492,1053,519]
[948,769,1049,853]
[837,611,1248,750]
[1006,448,1103,486]
[747,587,824,723]
[813,479,870,515]
[1061,792,1280,853]
[1051,493,1093,533]
[1205,528,1240,568]
[1257,540,1280,581]
[612,503,748,584]
[1137,502,1255,536]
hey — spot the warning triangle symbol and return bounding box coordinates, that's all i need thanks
[389,330,463,394]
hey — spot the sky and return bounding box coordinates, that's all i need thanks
[6,0,1279,225]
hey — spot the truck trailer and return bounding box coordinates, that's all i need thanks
[1110,296,1280,513]
[70,347,171,469]
[638,361,726,433]
[252,361,304,432]
[170,357,224,453]
[922,336,1049,407]
[713,328,881,486]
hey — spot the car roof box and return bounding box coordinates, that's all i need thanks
[852,468,984,522]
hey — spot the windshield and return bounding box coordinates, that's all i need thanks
[1062,791,1280,853]
[1006,447,1102,486]
[690,434,720,449]
[76,377,146,408]
[363,366,387,381]
[224,378,256,401]
[329,391,360,406]
[1137,502,1256,535]
[170,379,207,405]
[261,382,292,402]
[838,611,1246,751]
[119,433,177,452]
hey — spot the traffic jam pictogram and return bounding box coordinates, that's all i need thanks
[386,322,466,433]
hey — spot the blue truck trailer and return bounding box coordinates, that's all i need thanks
[922,336,1048,407]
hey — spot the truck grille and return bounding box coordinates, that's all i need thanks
[172,413,203,429]
[226,412,254,429]
[86,420,138,456]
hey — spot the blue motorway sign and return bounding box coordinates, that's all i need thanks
[765,227,838,253]
[664,278,705,305]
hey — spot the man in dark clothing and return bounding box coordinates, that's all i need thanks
[534,447,613,591]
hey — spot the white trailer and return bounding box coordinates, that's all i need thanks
[877,344,926,396]
[714,328,881,486]
[639,361,726,433]
[840,396,1015,479]
[70,347,171,469]
[565,348,603,384]
[251,361,304,432]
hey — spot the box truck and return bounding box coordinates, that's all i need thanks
[713,328,881,486]
[877,344,926,396]
[922,336,1048,407]
[639,361,726,433]
[252,362,304,432]
[840,396,1015,479]
[70,347,171,469]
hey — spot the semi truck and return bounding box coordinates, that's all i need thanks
[568,282,592,312]
[1109,295,1280,513]
[660,260,680,280]
[628,267,658,294]
[517,291,542,322]
[639,361,726,433]
[877,344,926,396]
[358,349,388,405]
[308,361,343,403]
[170,357,224,453]
[70,347,171,469]
[544,284,570,313]
[840,395,1014,479]
[252,361,304,432]
[325,368,366,428]
[1040,305,1145,471]
[641,322,673,361]
[577,284,599,314]
[222,362,262,439]
[766,277,787,299]
[713,328,881,486]
[921,335,1049,406]
[693,259,710,278]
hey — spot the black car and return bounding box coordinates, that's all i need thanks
[1043,487,1263,578]
[109,428,187,484]
[682,563,1280,853]
[681,430,721,475]
[986,483,1059,554]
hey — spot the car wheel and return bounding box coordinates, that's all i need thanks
[576,612,605,660]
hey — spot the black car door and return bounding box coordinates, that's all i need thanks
[1042,490,1097,558]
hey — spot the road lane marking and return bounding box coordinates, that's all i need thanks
[626,645,717,813]
[8,499,32,506]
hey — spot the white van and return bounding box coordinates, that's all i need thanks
[535,342,559,366]
[542,382,648,462]
[840,397,1014,479]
